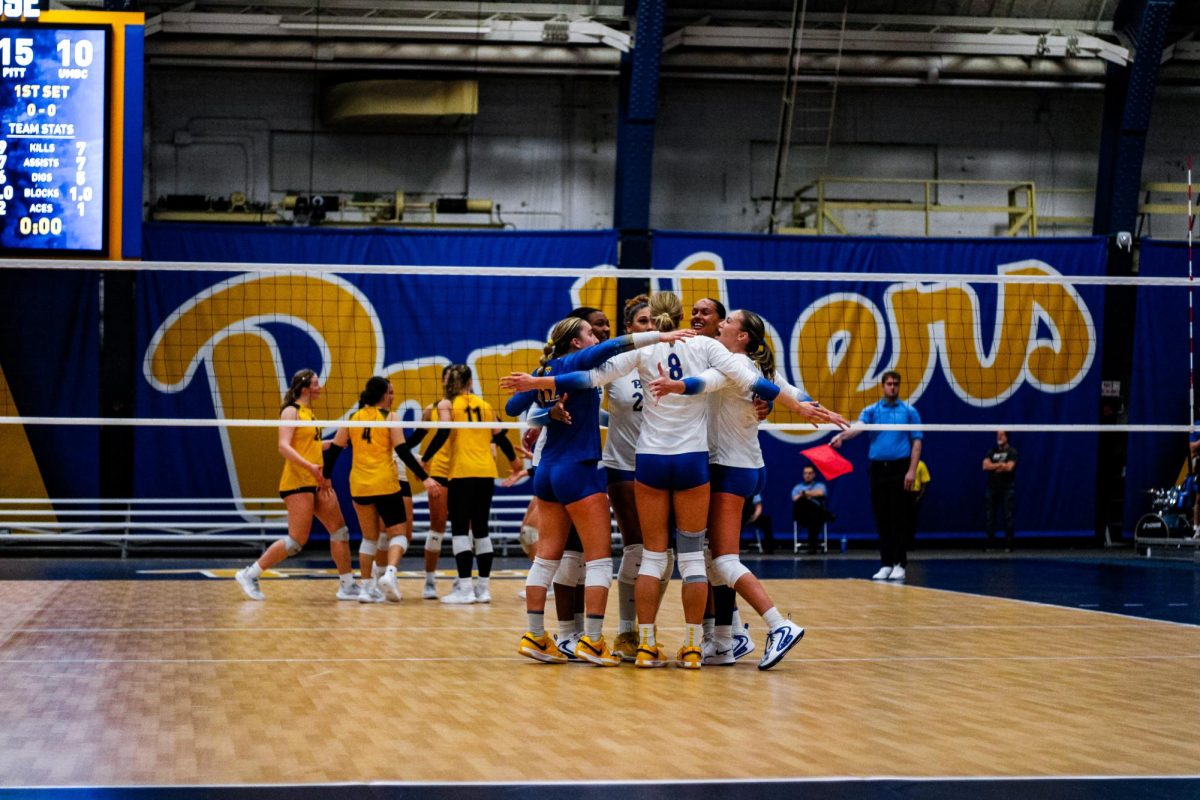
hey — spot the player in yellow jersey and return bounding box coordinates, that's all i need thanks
[326,376,444,603]
[402,365,455,599]
[235,369,357,601]
[422,364,524,604]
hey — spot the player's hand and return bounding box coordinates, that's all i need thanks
[307,462,324,482]
[648,363,685,400]
[830,434,843,449]
[903,470,915,491]
[659,328,696,344]
[796,402,850,430]
[423,478,443,499]
[522,426,540,453]
[549,394,572,425]
[501,465,528,488]
[500,372,541,393]
[753,397,771,421]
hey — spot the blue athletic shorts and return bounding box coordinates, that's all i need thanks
[606,467,635,485]
[635,452,709,492]
[533,460,606,505]
[710,464,765,500]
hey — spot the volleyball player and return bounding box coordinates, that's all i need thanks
[429,364,524,605]
[402,366,454,599]
[235,369,357,601]
[325,376,444,603]
[650,310,847,668]
[690,297,726,337]
[505,292,791,669]
[502,317,695,665]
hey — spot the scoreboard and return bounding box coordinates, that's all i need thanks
[1,24,109,254]
[0,5,142,260]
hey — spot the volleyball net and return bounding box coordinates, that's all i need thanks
[0,245,1191,543]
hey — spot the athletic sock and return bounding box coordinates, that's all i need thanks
[527,611,545,637]
[618,581,636,629]
[638,623,656,647]
[763,607,785,629]
[339,573,356,588]
[683,623,703,649]
[584,614,603,639]
[247,563,263,579]
[558,619,577,638]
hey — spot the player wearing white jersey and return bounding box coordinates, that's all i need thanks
[652,309,848,669]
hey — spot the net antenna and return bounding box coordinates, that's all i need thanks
[1189,156,1195,436]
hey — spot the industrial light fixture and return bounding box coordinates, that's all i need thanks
[278,22,492,36]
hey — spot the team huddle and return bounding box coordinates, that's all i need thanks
[235,290,848,672]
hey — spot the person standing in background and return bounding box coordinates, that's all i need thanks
[982,430,1018,551]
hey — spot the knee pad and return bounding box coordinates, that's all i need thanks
[473,534,493,556]
[678,550,708,584]
[424,530,443,553]
[676,528,706,553]
[527,557,559,589]
[359,537,378,557]
[377,534,389,551]
[555,551,583,586]
[451,535,472,555]
[281,535,303,556]
[585,557,613,589]
[713,554,750,587]
[389,535,409,553]
[617,544,643,584]
[662,548,675,583]
[638,548,669,580]
[705,547,724,586]
[519,525,539,557]
[329,526,350,543]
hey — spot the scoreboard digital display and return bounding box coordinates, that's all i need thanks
[0,24,109,255]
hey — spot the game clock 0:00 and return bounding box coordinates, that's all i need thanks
[0,23,109,256]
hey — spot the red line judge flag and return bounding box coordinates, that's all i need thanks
[799,444,854,482]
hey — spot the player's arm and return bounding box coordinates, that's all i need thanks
[420,400,453,462]
[323,426,351,479]
[279,405,325,485]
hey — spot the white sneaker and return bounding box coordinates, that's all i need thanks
[335,580,362,601]
[422,580,438,600]
[555,632,582,661]
[358,581,386,603]
[872,565,893,580]
[888,565,906,581]
[702,638,736,666]
[731,624,756,661]
[235,567,264,601]
[440,580,476,605]
[474,582,492,604]
[758,620,805,671]
[378,570,402,602]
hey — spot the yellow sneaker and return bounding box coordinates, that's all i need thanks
[575,634,621,667]
[518,631,567,664]
[635,643,669,668]
[675,644,703,670]
[612,631,639,662]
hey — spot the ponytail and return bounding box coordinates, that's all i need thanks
[647,291,683,333]
[359,376,390,408]
[537,317,589,374]
[738,310,775,381]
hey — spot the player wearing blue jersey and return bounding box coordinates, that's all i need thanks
[503,317,694,665]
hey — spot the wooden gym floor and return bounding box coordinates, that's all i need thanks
[0,554,1197,799]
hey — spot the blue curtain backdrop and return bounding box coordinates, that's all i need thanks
[1125,239,1191,530]
[652,232,1108,539]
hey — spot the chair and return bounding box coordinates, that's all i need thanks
[793,519,829,554]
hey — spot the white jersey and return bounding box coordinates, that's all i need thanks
[706,352,766,469]
[602,371,644,471]
[587,336,767,457]
[529,413,547,468]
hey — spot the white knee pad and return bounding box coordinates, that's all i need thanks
[662,549,675,583]
[519,525,539,557]
[705,547,724,586]
[281,535,303,556]
[389,535,409,552]
[424,530,443,553]
[617,544,643,584]
[377,534,389,550]
[473,535,493,556]
[329,526,350,543]
[713,554,751,587]
[638,548,669,580]
[585,557,613,590]
[527,557,559,589]
[451,535,472,555]
[555,551,583,586]
[678,550,708,584]
[359,537,378,557]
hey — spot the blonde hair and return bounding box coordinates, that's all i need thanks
[281,368,316,411]
[443,364,472,399]
[538,317,589,373]
[647,291,683,332]
[737,310,775,380]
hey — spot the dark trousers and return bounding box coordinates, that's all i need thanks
[984,485,1015,548]
[793,499,827,553]
[448,477,495,578]
[870,459,910,567]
